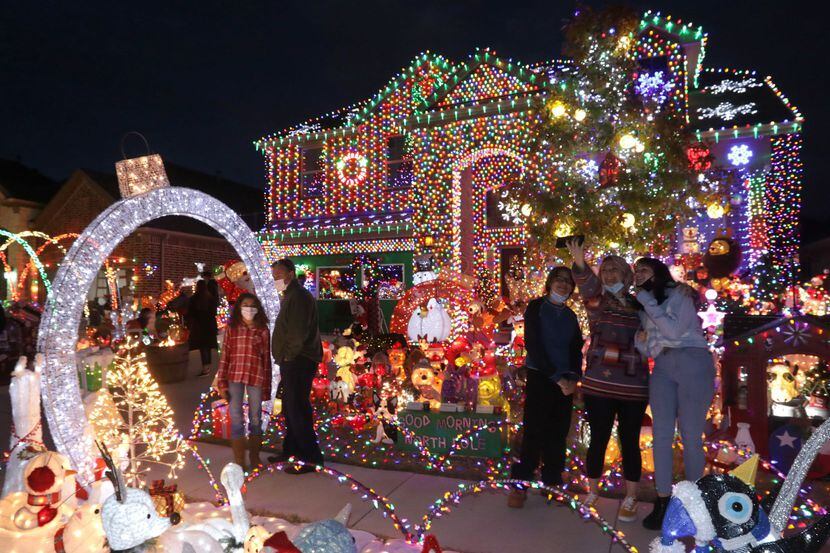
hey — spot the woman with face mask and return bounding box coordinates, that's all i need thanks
[508,267,583,508]
[214,293,272,470]
[633,257,713,530]
[566,238,648,522]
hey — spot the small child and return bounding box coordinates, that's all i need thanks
[215,293,271,470]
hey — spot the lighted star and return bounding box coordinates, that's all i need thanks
[698,304,725,329]
[777,430,798,449]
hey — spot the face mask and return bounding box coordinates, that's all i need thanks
[549,291,569,304]
[241,307,258,321]
[274,278,287,293]
[603,282,625,295]
[638,277,654,292]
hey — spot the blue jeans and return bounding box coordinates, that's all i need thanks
[650,347,715,495]
[228,382,263,439]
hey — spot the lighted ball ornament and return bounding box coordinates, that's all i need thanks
[336,152,368,187]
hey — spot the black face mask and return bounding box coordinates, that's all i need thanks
[638,277,654,291]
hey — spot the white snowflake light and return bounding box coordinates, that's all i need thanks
[704,78,763,95]
[635,71,675,105]
[727,144,753,166]
[37,187,280,482]
[697,101,758,121]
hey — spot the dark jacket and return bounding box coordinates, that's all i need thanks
[523,297,583,382]
[272,279,323,364]
[186,293,218,350]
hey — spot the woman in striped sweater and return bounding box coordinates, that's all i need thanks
[567,239,648,523]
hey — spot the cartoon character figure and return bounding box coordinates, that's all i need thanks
[334,346,357,392]
[388,342,407,382]
[372,392,398,444]
[329,378,351,406]
[410,359,442,409]
[477,373,506,411]
[767,361,804,417]
[441,357,475,406]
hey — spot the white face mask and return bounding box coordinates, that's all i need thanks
[274,278,287,293]
[549,291,569,304]
[241,306,258,321]
[603,282,625,295]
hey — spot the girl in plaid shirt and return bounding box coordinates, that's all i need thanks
[215,293,272,470]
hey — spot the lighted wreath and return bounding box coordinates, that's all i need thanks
[336,152,368,187]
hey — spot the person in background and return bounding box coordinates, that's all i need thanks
[126,307,156,340]
[508,267,583,508]
[633,257,714,530]
[187,279,219,377]
[268,258,324,474]
[214,293,271,470]
[167,286,191,322]
[567,238,648,522]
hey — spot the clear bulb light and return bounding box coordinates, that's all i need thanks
[37,186,280,482]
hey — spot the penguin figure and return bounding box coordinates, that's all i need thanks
[651,455,830,553]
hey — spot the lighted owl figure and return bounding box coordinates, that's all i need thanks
[703,230,742,279]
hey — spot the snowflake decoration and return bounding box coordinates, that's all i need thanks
[781,321,810,347]
[287,123,321,137]
[727,144,753,166]
[575,158,600,181]
[704,78,763,95]
[635,71,675,105]
[496,188,527,226]
[697,101,758,121]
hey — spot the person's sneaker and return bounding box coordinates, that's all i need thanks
[582,492,599,509]
[618,496,639,522]
[507,488,527,509]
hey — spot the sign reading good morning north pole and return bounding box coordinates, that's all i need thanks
[397,409,507,458]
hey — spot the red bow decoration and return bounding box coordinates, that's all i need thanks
[262,531,302,553]
[421,534,443,553]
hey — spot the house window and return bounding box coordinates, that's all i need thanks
[317,266,355,300]
[386,135,412,189]
[486,185,528,228]
[363,264,405,300]
[301,146,324,197]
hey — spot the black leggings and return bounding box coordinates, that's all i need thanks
[199,348,212,366]
[511,370,573,486]
[584,394,648,482]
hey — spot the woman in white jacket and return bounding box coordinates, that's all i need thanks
[633,257,714,531]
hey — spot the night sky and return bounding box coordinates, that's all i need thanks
[2,1,826,233]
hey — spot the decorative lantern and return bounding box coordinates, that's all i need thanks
[115,133,170,199]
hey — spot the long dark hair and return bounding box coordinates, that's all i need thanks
[192,279,213,309]
[634,257,675,305]
[230,293,269,329]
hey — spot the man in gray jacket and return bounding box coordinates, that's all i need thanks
[269,258,324,473]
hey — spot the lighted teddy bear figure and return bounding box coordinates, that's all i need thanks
[767,362,804,417]
[334,345,357,392]
[387,342,408,382]
[477,374,506,412]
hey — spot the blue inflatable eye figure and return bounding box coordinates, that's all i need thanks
[718,492,754,525]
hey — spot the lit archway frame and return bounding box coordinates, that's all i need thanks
[37,187,279,482]
[0,229,51,297]
[16,233,78,300]
[449,147,525,274]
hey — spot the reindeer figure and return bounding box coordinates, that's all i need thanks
[2,355,44,497]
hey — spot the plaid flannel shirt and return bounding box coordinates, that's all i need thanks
[216,324,272,398]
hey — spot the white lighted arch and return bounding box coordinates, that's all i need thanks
[449,147,525,273]
[37,187,279,482]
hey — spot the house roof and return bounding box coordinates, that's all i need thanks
[723,314,830,341]
[0,158,60,204]
[688,69,803,134]
[79,161,264,234]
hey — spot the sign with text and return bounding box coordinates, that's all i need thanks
[397,409,507,458]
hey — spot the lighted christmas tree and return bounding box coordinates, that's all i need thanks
[522,5,696,255]
[92,339,185,486]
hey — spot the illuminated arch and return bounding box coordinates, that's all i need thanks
[0,230,51,297]
[449,147,525,274]
[16,233,78,300]
[37,187,279,482]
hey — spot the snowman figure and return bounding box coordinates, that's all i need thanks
[4,451,77,531]
[412,253,438,286]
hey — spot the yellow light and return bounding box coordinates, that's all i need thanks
[617,35,632,52]
[554,222,572,237]
[609,241,620,249]
[520,203,532,217]
[634,140,645,153]
[707,203,725,219]
[550,101,567,118]
[424,236,435,247]
[619,133,637,150]
[574,108,587,122]
[621,213,636,228]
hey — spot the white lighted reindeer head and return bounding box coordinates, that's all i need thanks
[97,442,173,550]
